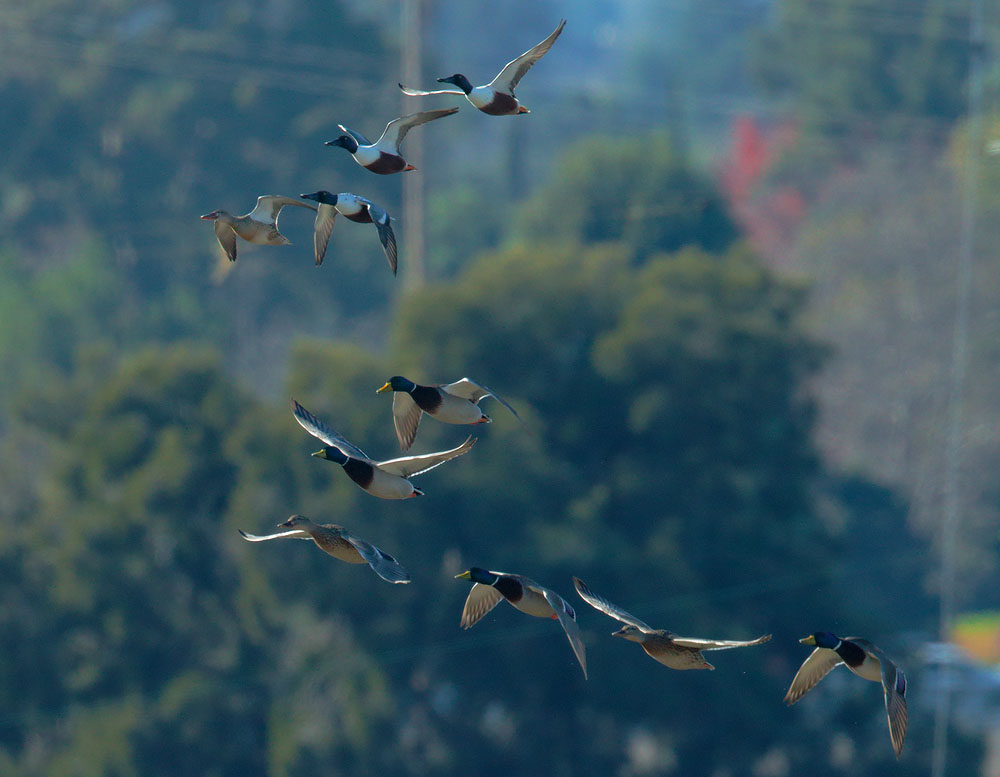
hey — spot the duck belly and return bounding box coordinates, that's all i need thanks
[433,394,485,424]
[847,656,883,683]
[477,91,519,116]
[363,151,408,175]
[366,468,417,499]
[643,640,714,670]
[314,535,366,564]
[512,589,555,618]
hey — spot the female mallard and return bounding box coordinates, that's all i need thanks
[399,19,566,115]
[325,108,458,175]
[376,376,520,450]
[200,195,316,262]
[455,567,587,679]
[239,515,409,583]
[573,577,771,670]
[299,191,397,272]
[292,399,475,499]
[785,632,907,757]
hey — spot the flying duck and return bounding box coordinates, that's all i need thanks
[785,632,908,757]
[399,19,566,115]
[376,376,520,450]
[324,108,458,174]
[239,515,409,583]
[455,567,587,679]
[200,195,316,262]
[299,191,397,272]
[573,577,771,670]
[292,399,476,499]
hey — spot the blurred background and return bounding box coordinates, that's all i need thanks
[1,0,998,774]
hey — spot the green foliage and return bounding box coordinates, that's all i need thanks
[514,133,739,259]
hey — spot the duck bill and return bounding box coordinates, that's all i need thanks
[311,449,327,459]
[799,635,817,646]
[454,570,472,580]
[200,211,219,220]
[409,487,424,497]
[376,382,392,394]
[611,626,628,638]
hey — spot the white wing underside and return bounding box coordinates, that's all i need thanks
[399,83,465,97]
[489,19,566,92]
[312,203,337,265]
[391,391,424,450]
[460,582,505,628]
[238,528,312,541]
[573,577,654,631]
[536,584,588,679]
[374,108,459,150]
[248,195,316,227]
[376,435,476,478]
[291,399,371,460]
[442,378,521,420]
[784,647,844,705]
[671,634,772,651]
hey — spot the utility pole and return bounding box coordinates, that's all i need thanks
[931,1,984,775]
[401,0,426,289]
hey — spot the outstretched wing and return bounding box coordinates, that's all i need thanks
[671,634,772,651]
[783,647,843,705]
[855,640,908,757]
[249,195,315,226]
[376,435,476,478]
[365,202,398,275]
[572,577,653,631]
[460,582,505,629]
[399,82,465,97]
[489,19,566,92]
[312,203,337,266]
[537,585,588,679]
[337,124,372,147]
[442,378,520,421]
[374,107,459,150]
[214,221,238,262]
[291,399,371,461]
[391,391,424,451]
[238,528,312,541]
[341,530,410,584]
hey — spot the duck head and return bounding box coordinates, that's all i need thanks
[455,567,497,585]
[437,74,474,94]
[279,514,313,529]
[311,446,349,465]
[377,376,416,394]
[301,191,339,206]
[611,624,645,643]
[325,134,359,154]
[800,632,840,649]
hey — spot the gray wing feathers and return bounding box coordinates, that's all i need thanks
[572,577,653,631]
[671,634,772,651]
[291,399,371,460]
[342,531,410,584]
[391,391,424,451]
[214,221,238,262]
[378,108,459,149]
[490,19,566,91]
[783,648,843,705]
[366,203,398,274]
[376,435,476,478]
[312,204,337,266]
[399,83,465,97]
[250,195,316,225]
[862,642,907,757]
[540,586,588,679]
[460,583,505,628]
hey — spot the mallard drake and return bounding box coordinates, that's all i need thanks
[785,632,907,757]
[299,191,397,273]
[324,108,458,174]
[376,376,520,450]
[239,515,409,583]
[292,399,475,499]
[200,195,316,262]
[455,567,587,679]
[399,19,565,115]
[573,577,771,670]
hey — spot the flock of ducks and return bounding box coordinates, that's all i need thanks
[202,19,909,760]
